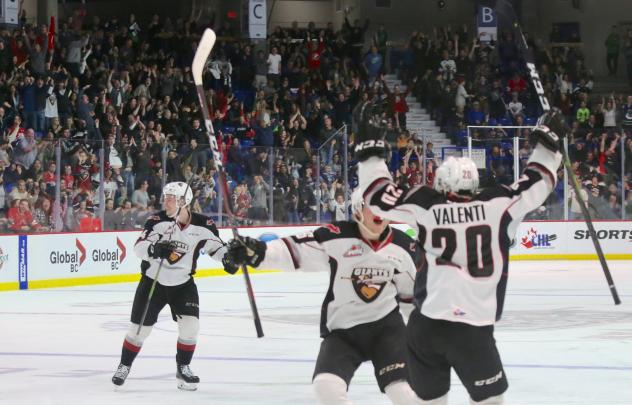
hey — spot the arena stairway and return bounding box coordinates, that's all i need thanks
[384,74,454,150]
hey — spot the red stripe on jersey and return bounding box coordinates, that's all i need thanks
[177,342,196,352]
[123,339,141,353]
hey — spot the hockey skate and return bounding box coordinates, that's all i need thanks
[112,363,130,386]
[176,364,199,391]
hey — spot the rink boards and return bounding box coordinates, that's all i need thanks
[0,221,630,291]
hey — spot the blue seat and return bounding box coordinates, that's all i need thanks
[487,118,497,127]
[234,90,255,111]
[499,117,512,126]
[524,117,537,126]
[241,139,255,148]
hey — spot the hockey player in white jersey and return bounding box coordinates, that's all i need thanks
[354,112,565,404]
[223,191,424,405]
[111,182,228,391]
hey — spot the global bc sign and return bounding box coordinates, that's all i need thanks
[49,237,127,272]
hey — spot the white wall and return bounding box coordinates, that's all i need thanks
[358,0,478,45]
[525,0,632,77]
[268,0,335,28]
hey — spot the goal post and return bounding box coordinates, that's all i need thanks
[466,125,536,184]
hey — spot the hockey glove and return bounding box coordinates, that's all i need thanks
[148,240,177,260]
[355,139,387,162]
[531,110,566,153]
[225,237,267,268]
[221,249,242,275]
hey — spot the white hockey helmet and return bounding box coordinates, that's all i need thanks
[162,181,193,208]
[433,157,479,194]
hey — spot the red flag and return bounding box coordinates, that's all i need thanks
[48,16,55,51]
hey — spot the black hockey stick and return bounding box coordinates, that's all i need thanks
[136,178,194,335]
[495,0,621,305]
[192,29,265,337]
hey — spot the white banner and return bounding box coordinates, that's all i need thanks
[27,232,142,281]
[248,0,267,39]
[0,235,18,287]
[0,0,19,26]
[511,221,632,258]
[0,221,630,290]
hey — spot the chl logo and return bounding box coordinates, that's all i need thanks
[349,267,391,303]
[521,228,556,249]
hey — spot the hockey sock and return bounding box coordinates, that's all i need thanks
[176,315,199,365]
[121,339,141,367]
[176,339,196,365]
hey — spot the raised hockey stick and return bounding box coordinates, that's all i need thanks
[495,0,621,305]
[136,179,194,335]
[192,28,265,337]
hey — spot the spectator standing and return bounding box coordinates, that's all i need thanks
[250,175,270,222]
[605,25,621,76]
[131,180,150,209]
[267,46,282,88]
[13,128,38,170]
[364,46,383,84]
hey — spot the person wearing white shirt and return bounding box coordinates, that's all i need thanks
[267,46,282,87]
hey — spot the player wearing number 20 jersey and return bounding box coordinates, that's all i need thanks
[358,144,561,326]
[356,119,563,404]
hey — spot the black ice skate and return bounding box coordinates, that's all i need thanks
[112,363,130,386]
[176,364,199,391]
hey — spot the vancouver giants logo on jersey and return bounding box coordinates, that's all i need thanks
[166,241,189,265]
[348,267,391,303]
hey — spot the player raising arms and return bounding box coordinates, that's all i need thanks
[354,112,565,404]
[223,191,424,405]
[111,182,228,391]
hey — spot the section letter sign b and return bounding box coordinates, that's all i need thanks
[476,6,497,42]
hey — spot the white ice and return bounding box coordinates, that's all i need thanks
[1,260,631,405]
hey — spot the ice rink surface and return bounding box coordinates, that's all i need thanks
[1,260,631,405]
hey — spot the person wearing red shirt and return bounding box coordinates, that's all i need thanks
[507,73,527,94]
[42,162,56,190]
[8,199,39,232]
[307,33,326,71]
[62,164,75,191]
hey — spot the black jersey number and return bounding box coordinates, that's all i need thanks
[432,225,494,278]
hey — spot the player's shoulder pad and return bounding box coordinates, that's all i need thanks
[371,184,443,211]
[312,221,358,243]
[145,211,170,227]
[390,227,422,263]
[190,212,220,235]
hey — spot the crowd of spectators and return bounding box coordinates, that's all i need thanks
[0,6,630,234]
[398,24,632,220]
